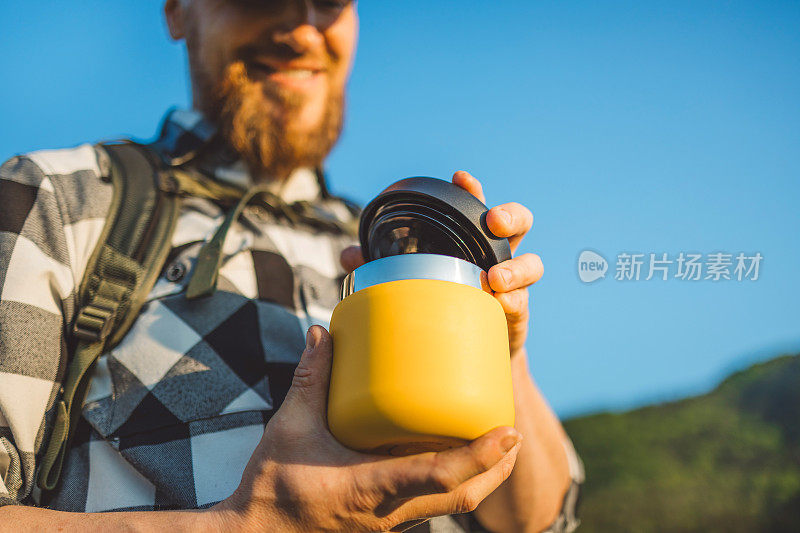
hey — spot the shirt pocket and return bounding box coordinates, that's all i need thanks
[76,286,307,510]
[80,287,297,442]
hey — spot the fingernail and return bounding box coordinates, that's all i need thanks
[480,270,492,293]
[498,268,512,286]
[501,433,521,453]
[500,210,512,227]
[306,329,317,352]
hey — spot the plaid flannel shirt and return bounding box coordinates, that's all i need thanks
[0,110,582,532]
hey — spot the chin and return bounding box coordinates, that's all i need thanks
[283,98,329,134]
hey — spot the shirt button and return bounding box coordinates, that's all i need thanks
[166,261,187,282]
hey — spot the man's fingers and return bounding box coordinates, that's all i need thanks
[387,441,522,525]
[494,288,529,320]
[487,253,544,293]
[494,288,530,352]
[281,326,333,422]
[441,440,521,512]
[340,245,365,273]
[379,426,520,501]
[485,202,533,252]
[451,176,535,253]
[452,171,486,204]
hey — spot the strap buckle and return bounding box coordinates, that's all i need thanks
[72,301,117,343]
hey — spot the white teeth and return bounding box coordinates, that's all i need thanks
[281,69,314,79]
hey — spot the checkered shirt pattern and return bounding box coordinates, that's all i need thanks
[0,110,581,532]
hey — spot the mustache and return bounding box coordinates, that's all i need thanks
[236,43,329,68]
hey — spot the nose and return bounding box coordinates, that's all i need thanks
[273,0,325,53]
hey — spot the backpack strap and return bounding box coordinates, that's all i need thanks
[185,184,276,299]
[37,142,182,491]
[184,185,360,300]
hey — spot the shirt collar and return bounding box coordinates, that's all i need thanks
[151,108,324,202]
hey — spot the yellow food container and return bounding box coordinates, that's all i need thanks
[328,254,514,455]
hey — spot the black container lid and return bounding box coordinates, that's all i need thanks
[359,177,512,271]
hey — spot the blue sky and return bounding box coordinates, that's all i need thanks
[1,1,798,417]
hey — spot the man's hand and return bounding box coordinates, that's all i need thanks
[209,326,522,533]
[340,170,542,356]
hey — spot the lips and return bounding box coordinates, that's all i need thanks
[248,59,324,78]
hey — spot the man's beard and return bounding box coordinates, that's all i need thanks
[208,61,344,181]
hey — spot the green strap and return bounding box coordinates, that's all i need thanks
[168,167,246,204]
[185,184,276,299]
[293,200,359,236]
[185,182,360,300]
[38,280,128,490]
[37,143,182,492]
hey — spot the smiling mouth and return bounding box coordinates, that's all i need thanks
[248,62,323,80]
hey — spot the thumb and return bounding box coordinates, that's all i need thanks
[282,325,333,421]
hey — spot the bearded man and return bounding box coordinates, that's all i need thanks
[0,1,582,531]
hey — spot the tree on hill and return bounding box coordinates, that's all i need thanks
[564,354,800,532]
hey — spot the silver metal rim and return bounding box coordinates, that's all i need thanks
[341,254,486,299]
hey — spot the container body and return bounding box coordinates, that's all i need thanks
[328,275,514,455]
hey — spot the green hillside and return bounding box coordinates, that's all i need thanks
[564,354,800,532]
